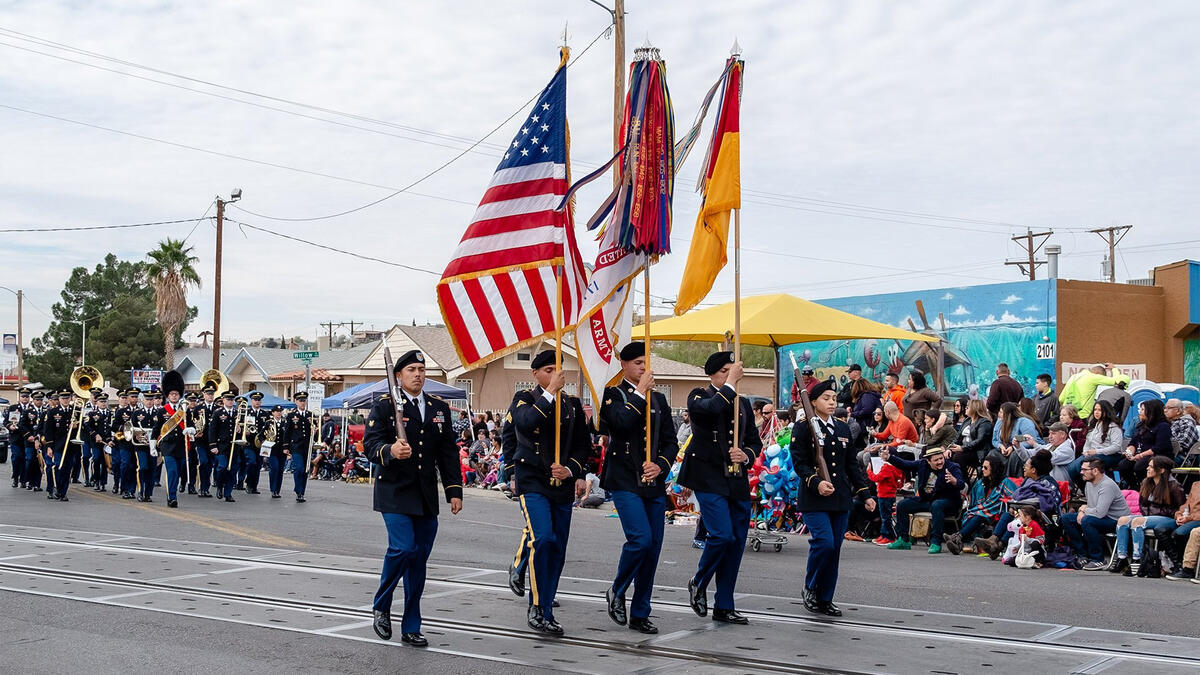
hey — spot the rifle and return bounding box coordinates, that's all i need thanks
[797,388,833,486]
[379,339,409,468]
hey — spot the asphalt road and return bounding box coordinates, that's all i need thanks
[0,471,1197,673]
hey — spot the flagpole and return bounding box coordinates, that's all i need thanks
[643,267,652,480]
[731,207,742,475]
[553,263,564,486]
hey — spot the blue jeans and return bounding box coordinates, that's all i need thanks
[1067,453,1122,484]
[1176,521,1200,539]
[959,514,992,542]
[373,512,438,634]
[1062,512,1118,561]
[1114,515,1177,559]
[519,492,573,620]
[610,491,666,620]
[802,510,849,602]
[877,497,895,539]
[895,497,961,544]
[693,492,751,611]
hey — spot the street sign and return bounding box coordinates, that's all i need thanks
[293,351,319,360]
[298,382,325,409]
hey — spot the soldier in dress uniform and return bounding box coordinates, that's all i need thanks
[5,387,30,489]
[265,405,287,498]
[283,392,317,502]
[156,371,191,509]
[131,387,159,502]
[146,389,166,490]
[78,387,102,487]
[88,392,112,492]
[22,390,46,492]
[243,391,268,495]
[678,351,763,625]
[191,385,218,497]
[792,380,875,617]
[44,391,73,501]
[207,391,238,502]
[363,349,463,648]
[508,350,591,636]
[599,341,677,635]
[112,389,136,498]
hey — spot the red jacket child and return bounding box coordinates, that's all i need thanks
[867,460,904,499]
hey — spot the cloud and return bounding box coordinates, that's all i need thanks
[1000,294,1022,305]
[951,305,971,316]
[858,307,879,316]
[1024,305,1040,312]
[940,292,954,300]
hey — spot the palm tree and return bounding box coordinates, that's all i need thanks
[146,239,201,369]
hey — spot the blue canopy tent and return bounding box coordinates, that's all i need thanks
[322,379,468,409]
[245,390,297,409]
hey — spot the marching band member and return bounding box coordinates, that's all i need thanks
[157,371,191,508]
[363,349,463,648]
[43,391,72,501]
[283,392,315,502]
[5,387,30,489]
[208,391,238,502]
[113,389,136,499]
[265,405,287,498]
[243,391,268,495]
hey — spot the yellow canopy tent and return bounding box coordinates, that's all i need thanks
[643,293,938,348]
[642,293,939,401]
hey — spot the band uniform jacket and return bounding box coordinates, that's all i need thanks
[207,405,237,460]
[40,405,71,455]
[500,412,517,474]
[250,406,271,449]
[83,406,110,446]
[111,405,134,451]
[265,417,287,458]
[677,384,763,500]
[190,401,215,454]
[598,381,677,497]
[282,409,318,464]
[362,392,462,517]
[509,387,591,504]
[792,417,871,513]
[19,405,42,447]
[157,403,188,459]
[131,407,158,453]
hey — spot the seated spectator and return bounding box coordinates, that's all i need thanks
[992,401,1043,477]
[1004,504,1048,568]
[909,408,958,452]
[944,455,1017,555]
[1165,524,1200,581]
[1165,398,1199,463]
[1031,422,1076,483]
[577,471,605,508]
[1059,404,1086,456]
[1118,399,1173,488]
[1019,397,1043,436]
[881,446,964,554]
[872,401,919,448]
[867,451,905,546]
[1111,456,1185,575]
[951,396,970,435]
[469,430,492,458]
[902,371,942,424]
[948,399,993,471]
[850,379,884,432]
[1173,479,1200,547]
[1097,374,1133,425]
[1032,373,1061,433]
[1062,457,1132,570]
[460,449,477,486]
[1066,400,1125,487]
[973,450,1061,557]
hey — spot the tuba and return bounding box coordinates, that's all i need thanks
[68,366,102,445]
[200,369,230,397]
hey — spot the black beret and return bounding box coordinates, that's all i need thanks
[249,391,264,400]
[618,341,646,361]
[704,351,734,376]
[810,379,836,399]
[531,350,556,370]
[293,391,308,401]
[394,350,425,372]
[847,364,862,373]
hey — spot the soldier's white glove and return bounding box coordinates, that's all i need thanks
[184,427,196,438]
[149,439,158,457]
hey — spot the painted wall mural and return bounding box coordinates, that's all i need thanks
[779,279,1058,407]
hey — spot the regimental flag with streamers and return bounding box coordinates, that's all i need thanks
[438,50,587,369]
[674,57,742,315]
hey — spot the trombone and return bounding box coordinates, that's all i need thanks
[68,366,102,446]
[233,398,254,446]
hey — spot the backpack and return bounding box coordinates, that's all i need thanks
[1137,548,1163,578]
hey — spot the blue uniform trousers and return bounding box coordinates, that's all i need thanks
[54,445,81,498]
[134,450,154,499]
[119,447,136,494]
[511,524,531,577]
[163,456,180,502]
[290,453,308,496]
[10,441,26,486]
[373,512,438,634]
[42,446,57,495]
[242,447,262,491]
[519,492,572,621]
[802,510,850,603]
[79,441,92,484]
[195,447,214,493]
[25,444,43,489]
[91,444,108,488]
[692,492,751,611]
[267,456,285,494]
[610,491,666,620]
[215,448,236,499]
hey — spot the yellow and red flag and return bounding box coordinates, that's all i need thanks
[674,58,742,315]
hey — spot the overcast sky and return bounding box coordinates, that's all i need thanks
[1,0,1198,350]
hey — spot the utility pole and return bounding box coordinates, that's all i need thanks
[16,289,23,386]
[212,189,241,369]
[1089,225,1133,283]
[1005,228,1054,280]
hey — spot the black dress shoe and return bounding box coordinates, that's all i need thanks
[271,493,281,499]
[508,563,525,597]
[606,586,627,626]
[111,486,119,494]
[296,495,306,503]
[712,609,749,625]
[57,495,69,502]
[168,500,178,508]
[247,489,260,494]
[48,492,57,500]
[372,610,392,640]
[552,599,560,608]
[400,632,428,647]
[224,497,235,502]
[198,491,213,498]
[687,578,707,617]
[144,497,153,503]
[629,617,658,634]
[542,618,564,636]
[84,480,93,488]
[803,588,823,614]
[821,601,842,617]
[187,488,197,495]
[122,492,134,499]
[527,605,545,632]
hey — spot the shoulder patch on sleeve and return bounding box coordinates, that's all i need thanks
[516,400,527,407]
[368,420,375,427]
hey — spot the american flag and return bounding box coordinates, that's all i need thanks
[437,57,586,369]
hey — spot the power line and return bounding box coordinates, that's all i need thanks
[223,217,441,275]
[0,217,211,233]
